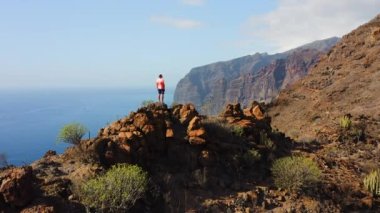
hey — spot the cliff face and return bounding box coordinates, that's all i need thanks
[268,14,380,142]
[174,38,339,115]
[174,53,277,114]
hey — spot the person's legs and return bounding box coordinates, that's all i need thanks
[161,93,164,103]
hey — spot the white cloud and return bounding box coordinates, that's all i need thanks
[244,0,380,52]
[150,15,202,29]
[181,0,205,6]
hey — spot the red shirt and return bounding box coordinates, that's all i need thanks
[156,78,165,89]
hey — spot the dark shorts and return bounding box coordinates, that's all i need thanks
[158,89,165,94]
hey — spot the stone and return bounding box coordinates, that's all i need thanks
[133,113,150,129]
[179,104,198,125]
[251,105,264,120]
[221,104,243,118]
[188,116,202,131]
[360,196,373,209]
[0,166,34,207]
[110,122,122,131]
[118,132,134,143]
[189,137,206,145]
[187,129,206,138]
[166,128,174,138]
[142,124,155,134]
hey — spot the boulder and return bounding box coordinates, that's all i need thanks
[187,116,202,131]
[118,131,134,143]
[188,129,206,138]
[189,137,206,145]
[166,128,174,138]
[221,104,243,118]
[133,113,150,129]
[251,105,265,120]
[174,104,198,126]
[0,166,34,207]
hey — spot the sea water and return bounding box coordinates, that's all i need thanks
[0,88,173,166]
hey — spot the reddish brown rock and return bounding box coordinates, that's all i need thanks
[188,116,202,131]
[21,204,55,213]
[0,166,34,207]
[251,105,265,120]
[221,104,243,118]
[188,136,206,145]
[142,124,155,134]
[133,113,150,129]
[188,129,206,138]
[360,196,373,209]
[118,131,134,143]
[174,104,198,125]
[166,128,174,138]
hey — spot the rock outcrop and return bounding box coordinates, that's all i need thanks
[1,101,379,212]
[174,37,339,115]
[0,167,34,207]
[268,14,380,142]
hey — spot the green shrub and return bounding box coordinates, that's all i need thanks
[271,156,321,191]
[232,125,244,137]
[364,169,380,196]
[57,123,87,145]
[243,148,261,165]
[80,164,148,212]
[340,115,352,129]
[260,132,275,151]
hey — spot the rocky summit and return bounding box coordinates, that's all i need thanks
[174,37,339,115]
[1,101,379,212]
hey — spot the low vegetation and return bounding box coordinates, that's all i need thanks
[339,115,352,129]
[271,156,321,191]
[79,164,148,212]
[260,131,275,151]
[363,169,380,196]
[57,123,88,145]
[242,148,261,166]
[202,117,244,138]
[141,100,155,107]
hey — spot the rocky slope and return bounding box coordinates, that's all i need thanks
[1,102,379,212]
[174,37,339,115]
[268,14,380,143]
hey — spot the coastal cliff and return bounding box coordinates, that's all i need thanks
[174,37,339,115]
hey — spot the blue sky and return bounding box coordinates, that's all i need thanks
[0,0,379,89]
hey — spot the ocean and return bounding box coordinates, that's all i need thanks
[0,88,173,166]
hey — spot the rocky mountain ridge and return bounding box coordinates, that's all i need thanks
[174,37,339,115]
[268,14,380,142]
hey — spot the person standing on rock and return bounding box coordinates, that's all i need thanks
[156,74,165,103]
